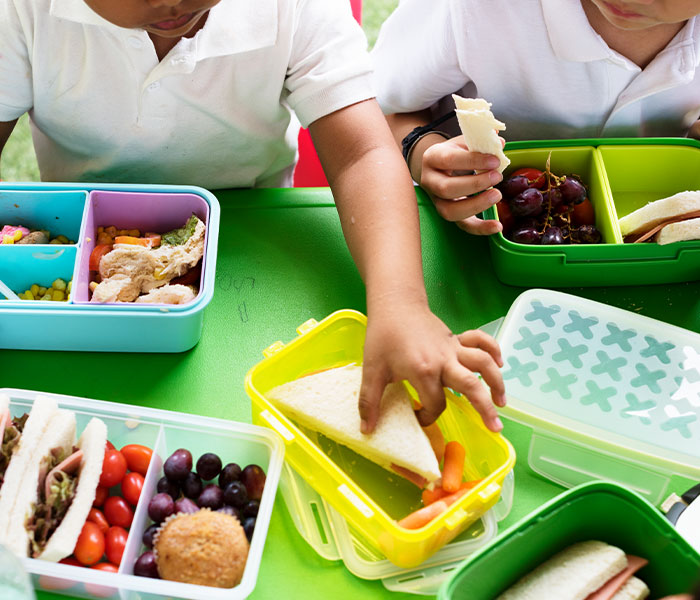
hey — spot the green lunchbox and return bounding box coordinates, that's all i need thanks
[484,138,700,287]
[438,481,700,600]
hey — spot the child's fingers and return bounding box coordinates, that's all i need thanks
[456,215,503,236]
[412,376,447,428]
[426,139,503,173]
[432,189,501,223]
[443,360,503,432]
[457,347,506,407]
[358,364,388,434]
[457,330,503,367]
[424,169,502,202]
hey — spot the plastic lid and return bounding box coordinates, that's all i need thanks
[498,289,700,476]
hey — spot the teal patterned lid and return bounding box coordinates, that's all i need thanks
[498,289,700,475]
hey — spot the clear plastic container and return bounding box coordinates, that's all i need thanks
[279,462,514,595]
[496,289,700,504]
[1,388,284,600]
[0,182,220,352]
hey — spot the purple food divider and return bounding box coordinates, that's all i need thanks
[73,191,210,305]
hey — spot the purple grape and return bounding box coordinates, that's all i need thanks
[542,187,563,209]
[134,551,160,579]
[218,505,242,521]
[163,449,192,482]
[511,225,541,245]
[559,176,587,205]
[240,465,266,501]
[197,484,224,509]
[196,452,222,481]
[223,481,248,508]
[156,476,180,500]
[243,500,260,518]
[142,524,159,549]
[509,188,544,217]
[542,226,565,245]
[174,497,200,514]
[181,472,203,499]
[148,493,175,523]
[500,175,530,199]
[576,224,601,244]
[242,517,256,542]
[219,463,242,489]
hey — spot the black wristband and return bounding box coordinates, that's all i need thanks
[400,110,456,164]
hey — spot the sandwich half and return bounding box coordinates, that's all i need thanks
[453,94,510,173]
[619,190,700,244]
[497,540,649,600]
[266,365,441,487]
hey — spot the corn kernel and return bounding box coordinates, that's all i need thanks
[49,238,61,244]
[13,229,22,241]
[52,289,65,301]
[67,281,72,293]
[52,278,67,291]
[129,229,140,237]
[153,267,166,280]
[2,235,14,244]
[89,281,98,292]
[105,226,117,237]
[24,290,34,300]
[41,292,52,301]
[30,284,39,296]
[38,286,47,296]
[56,235,69,243]
[97,226,104,234]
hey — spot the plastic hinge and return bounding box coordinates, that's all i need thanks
[262,340,285,358]
[338,484,374,519]
[259,410,295,443]
[444,508,468,530]
[296,318,319,335]
[477,482,501,503]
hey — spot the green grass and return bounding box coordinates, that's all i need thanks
[0,0,398,182]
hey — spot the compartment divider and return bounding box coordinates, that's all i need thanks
[591,147,623,244]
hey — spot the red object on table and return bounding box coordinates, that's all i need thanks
[293,0,363,187]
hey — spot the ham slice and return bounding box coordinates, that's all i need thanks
[626,209,700,243]
[391,463,429,489]
[43,449,83,503]
[0,409,9,444]
[585,555,648,600]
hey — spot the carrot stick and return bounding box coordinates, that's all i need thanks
[398,500,448,529]
[422,423,446,465]
[421,486,449,506]
[442,441,466,492]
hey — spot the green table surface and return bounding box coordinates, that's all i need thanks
[3,187,699,600]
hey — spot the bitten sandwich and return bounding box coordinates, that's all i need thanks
[453,94,510,173]
[497,540,649,600]
[0,396,107,561]
[619,190,700,244]
[266,365,441,488]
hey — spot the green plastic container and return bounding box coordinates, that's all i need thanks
[485,138,700,287]
[439,481,700,600]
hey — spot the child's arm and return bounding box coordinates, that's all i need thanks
[0,120,18,179]
[309,98,505,434]
[386,111,504,236]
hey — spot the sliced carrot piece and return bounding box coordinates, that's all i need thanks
[442,440,466,493]
[114,236,154,248]
[422,422,446,465]
[398,500,448,529]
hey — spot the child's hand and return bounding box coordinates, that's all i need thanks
[689,119,700,140]
[358,300,506,434]
[418,136,504,236]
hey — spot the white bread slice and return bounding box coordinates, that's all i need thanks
[611,576,649,600]
[496,541,628,600]
[0,395,61,547]
[618,191,700,237]
[656,216,700,245]
[38,417,108,562]
[266,365,441,484]
[453,94,510,173]
[1,408,76,557]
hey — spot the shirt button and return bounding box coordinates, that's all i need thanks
[148,82,161,91]
[128,36,144,49]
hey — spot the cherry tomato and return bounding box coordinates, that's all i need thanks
[496,201,514,234]
[38,557,81,591]
[120,444,153,476]
[105,526,128,565]
[87,508,110,534]
[100,449,128,488]
[104,496,134,528]
[89,244,113,272]
[512,167,546,189]
[121,471,145,506]
[85,563,119,598]
[93,485,109,507]
[74,521,105,566]
[105,440,115,451]
[571,197,596,226]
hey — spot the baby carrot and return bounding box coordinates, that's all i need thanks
[442,440,466,493]
[421,478,483,506]
[422,422,446,465]
[398,500,448,530]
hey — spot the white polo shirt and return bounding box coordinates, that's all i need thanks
[371,0,700,140]
[0,0,373,187]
